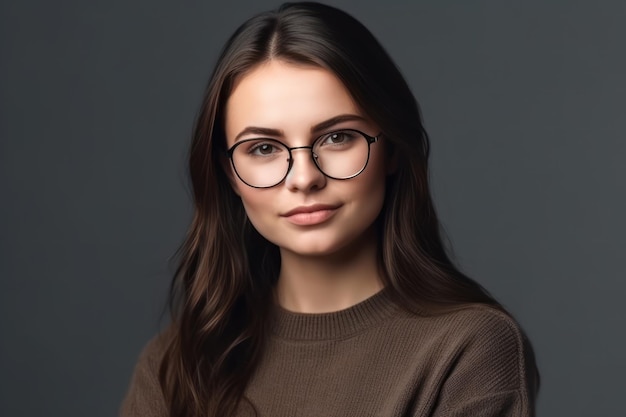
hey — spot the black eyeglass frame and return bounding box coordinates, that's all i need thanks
[225,129,380,189]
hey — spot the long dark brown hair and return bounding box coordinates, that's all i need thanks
[159,2,537,416]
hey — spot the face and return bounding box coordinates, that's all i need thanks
[224,60,388,257]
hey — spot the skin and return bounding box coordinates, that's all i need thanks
[225,60,390,313]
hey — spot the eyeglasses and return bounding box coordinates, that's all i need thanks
[226,129,380,188]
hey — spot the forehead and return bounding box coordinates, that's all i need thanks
[224,60,363,144]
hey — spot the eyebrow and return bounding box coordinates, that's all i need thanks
[233,114,368,142]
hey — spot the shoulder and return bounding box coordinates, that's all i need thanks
[130,327,171,381]
[139,329,170,367]
[416,305,539,415]
[392,303,531,355]
[434,305,531,355]
[119,328,172,417]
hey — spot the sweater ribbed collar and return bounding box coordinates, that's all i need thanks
[270,288,400,341]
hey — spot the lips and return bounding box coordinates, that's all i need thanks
[282,204,341,217]
[281,204,341,226]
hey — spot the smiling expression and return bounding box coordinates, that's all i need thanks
[224,60,388,257]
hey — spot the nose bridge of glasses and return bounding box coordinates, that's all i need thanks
[285,143,323,178]
[288,144,314,152]
[287,144,318,161]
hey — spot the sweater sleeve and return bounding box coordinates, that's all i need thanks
[428,310,538,417]
[119,335,169,417]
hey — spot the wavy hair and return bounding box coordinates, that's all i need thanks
[158,2,535,416]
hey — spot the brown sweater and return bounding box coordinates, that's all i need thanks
[120,290,537,416]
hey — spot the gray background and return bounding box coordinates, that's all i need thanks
[1,0,624,416]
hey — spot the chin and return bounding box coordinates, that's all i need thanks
[284,246,343,258]
[277,230,370,259]
[278,240,342,257]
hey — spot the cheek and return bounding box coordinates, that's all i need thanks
[360,151,388,212]
[225,163,241,197]
[238,188,263,214]
[237,188,275,228]
[359,149,388,194]
[342,153,387,221]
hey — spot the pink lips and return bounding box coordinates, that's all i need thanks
[281,204,341,226]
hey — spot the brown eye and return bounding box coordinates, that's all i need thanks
[247,141,283,156]
[319,131,358,147]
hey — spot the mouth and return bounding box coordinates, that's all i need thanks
[281,204,341,226]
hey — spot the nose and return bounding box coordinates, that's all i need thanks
[284,147,326,192]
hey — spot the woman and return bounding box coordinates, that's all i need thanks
[121,2,539,416]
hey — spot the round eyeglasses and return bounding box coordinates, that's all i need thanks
[226,129,380,188]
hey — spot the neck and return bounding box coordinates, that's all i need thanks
[276,227,384,313]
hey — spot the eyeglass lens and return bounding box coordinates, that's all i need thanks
[231,130,371,188]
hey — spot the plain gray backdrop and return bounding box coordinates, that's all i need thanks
[1,1,625,416]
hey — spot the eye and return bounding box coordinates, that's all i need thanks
[246,140,283,156]
[319,131,358,146]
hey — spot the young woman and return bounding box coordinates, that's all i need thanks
[121,2,539,416]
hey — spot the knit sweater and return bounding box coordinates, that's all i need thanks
[120,290,538,416]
